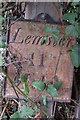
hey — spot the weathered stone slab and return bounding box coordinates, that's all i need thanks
[5,20,74,102]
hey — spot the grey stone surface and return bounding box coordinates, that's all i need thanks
[25,2,61,23]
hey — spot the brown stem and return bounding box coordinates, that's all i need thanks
[3,69,49,117]
[53,3,64,26]
[0,101,9,119]
[53,37,64,82]
[71,99,79,106]
[54,46,62,77]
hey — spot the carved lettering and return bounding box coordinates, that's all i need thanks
[39,54,44,67]
[10,34,73,48]
[36,36,43,45]
[45,36,51,46]
[31,36,43,44]
[53,41,57,47]
[31,36,37,44]
[66,39,72,48]
[12,28,21,42]
[24,35,31,44]
[28,53,34,66]
[58,38,65,47]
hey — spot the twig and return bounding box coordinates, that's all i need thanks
[52,102,57,118]
[10,16,22,26]
[5,60,28,67]
[34,112,41,118]
[13,99,19,105]
[7,45,27,62]
[3,69,49,118]
[6,16,22,33]
[0,101,8,119]
[53,37,64,82]
[52,3,65,81]
[11,83,19,99]
[71,99,80,106]
[53,3,64,26]
[54,46,62,78]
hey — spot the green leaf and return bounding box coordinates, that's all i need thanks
[10,111,21,118]
[70,50,80,68]
[53,81,63,89]
[11,106,17,112]
[44,25,52,33]
[0,41,6,48]
[63,12,77,24]
[32,80,46,91]
[65,25,73,37]
[64,108,70,113]
[78,27,80,38]
[71,2,79,6]
[0,54,3,66]
[41,36,48,45]
[41,94,48,107]
[52,32,59,43]
[69,43,80,68]
[10,106,35,118]
[44,25,59,44]
[23,83,29,95]
[2,113,8,119]
[72,43,80,51]
[74,22,80,38]
[65,24,79,38]
[71,0,80,2]
[0,15,4,24]
[52,25,59,43]
[52,25,59,32]
[20,105,35,117]
[46,84,59,97]
[19,75,27,83]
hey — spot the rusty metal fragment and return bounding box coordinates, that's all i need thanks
[4,20,74,102]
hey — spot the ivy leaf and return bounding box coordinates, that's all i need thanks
[32,80,46,91]
[44,25,59,44]
[0,35,6,41]
[10,111,21,119]
[0,41,6,48]
[41,36,48,45]
[23,83,29,95]
[69,43,80,68]
[41,94,48,107]
[64,108,70,113]
[0,54,3,66]
[52,25,59,43]
[46,84,59,97]
[20,105,35,117]
[74,22,80,38]
[11,106,17,112]
[2,113,8,119]
[52,32,59,43]
[71,2,79,6]
[19,75,27,83]
[52,25,60,34]
[0,15,4,24]
[10,106,35,118]
[70,50,80,68]
[72,43,80,51]
[44,25,52,33]
[71,0,80,2]
[53,81,63,89]
[65,25,73,37]
[78,27,80,38]
[63,12,77,24]
[65,24,79,38]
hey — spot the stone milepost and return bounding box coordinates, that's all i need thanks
[5,20,74,102]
